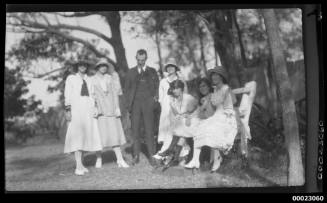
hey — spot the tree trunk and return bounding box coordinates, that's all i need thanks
[268,58,283,119]
[261,9,304,186]
[214,44,219,67]
[199,26,208,76]
[232,10,248,69]
[103,11,129,77]
[209,10,242,88]
[155,32,164,78]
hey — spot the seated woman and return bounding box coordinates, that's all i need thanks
[196,78,215,167]
[184,66,238,172]
[158,80,199,170]
[153,59,183,160]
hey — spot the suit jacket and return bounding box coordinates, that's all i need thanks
[124,66,159,111]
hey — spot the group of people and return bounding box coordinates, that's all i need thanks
[64,49,240,176]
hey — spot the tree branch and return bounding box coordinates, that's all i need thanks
[47,28,116,65]
[16,18,113,44]
[32,67,66,78]
[56,12,100,18]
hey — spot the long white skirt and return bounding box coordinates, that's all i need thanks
[64,97,102,153]
[191,110,238,154]
[157,101,173,143]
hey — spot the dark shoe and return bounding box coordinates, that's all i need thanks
[161,159,179,172]
[158,136,180,157]
[131,155,140,165]
[158,149,173,157]
[161,145,183,172]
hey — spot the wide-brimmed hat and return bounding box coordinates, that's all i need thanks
[74,60,91,67]
[207,66,228,83]
[71,60,92,73]
[94,58,110,70]
[164,58,180,72]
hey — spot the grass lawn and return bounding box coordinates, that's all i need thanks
[5,140,288,191]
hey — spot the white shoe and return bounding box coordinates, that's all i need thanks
[179,159,186,167]
[211,156,222,172]
[153,154,163,160]
[82,167,89,173]
[75,169,85,176]
[117,160,130,168]
[95,158,102,168]
[184,160,200,169]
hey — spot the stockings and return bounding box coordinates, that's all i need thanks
[75,150,83,170]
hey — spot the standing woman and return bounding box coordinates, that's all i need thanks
[64,61,102,176]
[92,59,129,168]
[185,66,238,172]
[153,58,181,159]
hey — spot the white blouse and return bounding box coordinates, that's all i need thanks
[64,74,95,107]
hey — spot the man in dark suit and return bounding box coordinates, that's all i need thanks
[124,49,159,167]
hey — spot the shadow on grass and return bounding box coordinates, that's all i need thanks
[9,155,64,171]
[7,154,67,182]
[211,153,281,187]
[243,165,280,187]
[83,150,116,167]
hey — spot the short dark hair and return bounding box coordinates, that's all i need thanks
[136,49,147,57]
[72,61,90,73]
[198,78,213,95]
[197,78,213,104]
[168,79,185,96]
[210,72,227,84]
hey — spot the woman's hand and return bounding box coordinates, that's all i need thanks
[170,104,179,115]
[115,108,121,117]
[200,97,207,105]
[185,117,191,127]
[224,109,233,118]
[93,108,99,118]
[65,111,72,122]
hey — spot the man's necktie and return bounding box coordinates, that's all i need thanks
[81,79,89,96]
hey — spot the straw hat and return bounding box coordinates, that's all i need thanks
[94,58,110,70]
[74,60,91,67]
[164,58,180,72]
[207,66,228,83]
[72,60,91,72]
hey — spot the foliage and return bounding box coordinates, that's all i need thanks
[4,66,42,119]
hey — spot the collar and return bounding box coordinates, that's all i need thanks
[166,74,178,83]
[77,73,87,80]
[137,65,147,72]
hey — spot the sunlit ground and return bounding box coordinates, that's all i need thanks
[5,138,288,191]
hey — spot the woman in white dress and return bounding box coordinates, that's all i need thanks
[64,61,102,176]
[153,58,182,160]
[92,59,129,168]
[158,80,199,170]
[196,78,215,167]
[184,66,238,172]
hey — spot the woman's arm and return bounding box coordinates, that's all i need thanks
[108,76,121,117]
[185,97,198,115]
[64,75,73,109]
[158,80,164,104]
[64,75,73,120]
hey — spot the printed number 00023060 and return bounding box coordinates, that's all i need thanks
[292,196,324,201]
